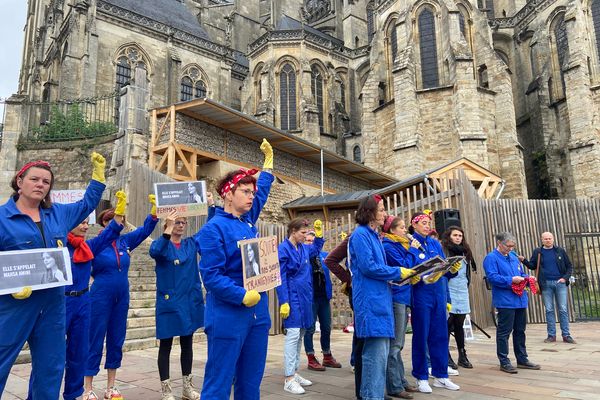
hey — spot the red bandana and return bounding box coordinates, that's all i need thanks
[17,160,52,178]
[373,194,383,203]
[67,233,94,263]
[511,276,538,296]
[412,214,431,224]
[219,169,258,198]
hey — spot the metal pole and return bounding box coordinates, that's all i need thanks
[320,149,324,197]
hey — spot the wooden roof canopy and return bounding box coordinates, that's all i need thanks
[148,98,397,189]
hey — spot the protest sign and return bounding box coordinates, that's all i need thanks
[51,190,96,224]
[154,181,208,218]
[239,236,281,292]
[0,247,72,295]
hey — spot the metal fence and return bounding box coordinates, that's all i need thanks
[20,91,120,144]
[564,233,600,320]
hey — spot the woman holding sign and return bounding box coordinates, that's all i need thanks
[0,154,107,400]
[84,194,158,400]
[150,211,204,400]
[195,138,274,400]
[276,218,324,395]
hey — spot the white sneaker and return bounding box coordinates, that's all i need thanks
[433,377,460,391]
[428,367,432,377]
[284,379,306,394]
[417,379,433,393]
[447,366,459,376]
[294,373,313,386]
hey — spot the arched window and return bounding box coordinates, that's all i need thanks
[180,64,209,102]
[311,65,325,133]
[386,19,398,99]
[478,64,489,88]
[353,145,361,162]
[367,1,376,43]
[280,63,297,130]
[114,45,150,91]
[593,0,600,63]
[418,7,439,89]
[550,13,569,100]
[457,5,472,51]
[337,73,347,110]
[115,56,131,90]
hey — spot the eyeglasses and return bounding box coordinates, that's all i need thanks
[500,241,516,249]
[239,189,257,197]
[174,221,187,226]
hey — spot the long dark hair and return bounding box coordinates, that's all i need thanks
[441,225,473,262]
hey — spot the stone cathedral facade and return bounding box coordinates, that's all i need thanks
[10,0,600,199]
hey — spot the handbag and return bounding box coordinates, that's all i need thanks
[533,252,542,294]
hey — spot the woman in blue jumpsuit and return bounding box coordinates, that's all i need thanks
[0,154,106,400]
[195,138,274,400]
[150,211,205,400]
[276,218,324,395]
[84,197,158,399]
[406,212,460,393]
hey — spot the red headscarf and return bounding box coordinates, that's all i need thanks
[17,160,52,178]
[67,233,94,263]
[219,168,258,198]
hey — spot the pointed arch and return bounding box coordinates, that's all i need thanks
[548,11,569,100]
[385,16,399,100]
[311,63,326,133]
[113,43,152,90]
[277,59,299,131]
[415,4,440,89]
[180,64,209,101]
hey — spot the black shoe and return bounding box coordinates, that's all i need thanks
[448,352,458,370]
[517,361,541,370]
[457,348,473,369]
[500,364,518,374]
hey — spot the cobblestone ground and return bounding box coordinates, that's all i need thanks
[5,321,600,399]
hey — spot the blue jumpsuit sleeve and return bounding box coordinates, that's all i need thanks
[350,231,401,281]
[383,241,411,268]
[483,254,513,288]
[276,245,290,305]
[86,219,124,255]
[149,235,175,262]
[246,171,274,224]
[196,224,246,305]
[121,214,158,251]
[207,206,217,222]
[59,180,106,231]
[307,237,325,259]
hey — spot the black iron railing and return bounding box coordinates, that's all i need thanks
[565,233,600,320]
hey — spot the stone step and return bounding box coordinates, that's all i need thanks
[128,269,156,278]
[126,326,155,340]
[129,283,156,292]
[130,299,155,309]
[122,337,157,352]
[127,316,155,329]
[128,307,155,318]
[129,290,156,300]
[129,276,156,284]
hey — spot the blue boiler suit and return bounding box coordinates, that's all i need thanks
[0,179,105,399]
[276,237,324,330]
[85,215,158,376]
[407,233,455,381]
[149,236,204,339]
[195,171,274,400]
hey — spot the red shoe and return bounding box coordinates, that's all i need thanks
[307,354,326,371]
[322,353,342,368]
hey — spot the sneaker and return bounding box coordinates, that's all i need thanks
[544,335,556,343]
[294,373,313,386]
[104,387,124,400]
[284,379,306,394]
[416,380,432,393]
[447,366,459,376]
[433,378,460,391]
[562,335,576,344]
[83,391,100,400]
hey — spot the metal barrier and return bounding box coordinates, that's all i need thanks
[565,233,600,320]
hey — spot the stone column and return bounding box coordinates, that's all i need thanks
[0,96,27,203]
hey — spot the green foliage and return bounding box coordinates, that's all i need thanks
[31,104,116,142]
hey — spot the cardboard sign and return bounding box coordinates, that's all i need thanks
[0,247,72,295]
[239,236,281,292]
[154,181,208,218]
[51,190,96,224]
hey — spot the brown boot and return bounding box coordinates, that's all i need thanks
[307,354,326,371]
[322,352,342,368]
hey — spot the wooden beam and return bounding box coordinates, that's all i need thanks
[156,152,168,173]
[486,181,500,199]
[167,144,176,176]
[477,177,491,198]
[169,105,176,143]
[174,144,195,179]
[324,161,348,168]
[150,109,157,168]
[322,206,330,223]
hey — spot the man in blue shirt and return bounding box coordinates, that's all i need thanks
[519,232,575,344]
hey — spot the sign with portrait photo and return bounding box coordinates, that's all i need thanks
[51,190,96,224]
[239,236,281,292]
[0,247,72,295]
[154,181,208,218]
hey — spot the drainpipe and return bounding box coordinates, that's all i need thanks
[320,149,324,197]
[495,180,506,199]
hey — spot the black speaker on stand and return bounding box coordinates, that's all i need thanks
[433,208,461,235]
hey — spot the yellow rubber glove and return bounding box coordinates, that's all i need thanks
[114,190,127,216]
[314,219,323,238]
[260,138,273,170]
[242,290,261,307]
[410,275,421,285]
[90,152,106,183]
[447,303,452,313]
[280,302,290,319]
[339,231,348,241]
[449,261,462,274]
[400,267,416,279]
[149,194,157,216]
[423,271,444,284]
[12,287,32,300]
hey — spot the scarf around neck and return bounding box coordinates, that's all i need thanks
[67,232,94,263]
[384,233,410,250]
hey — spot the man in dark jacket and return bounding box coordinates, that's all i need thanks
[519,232,575,344]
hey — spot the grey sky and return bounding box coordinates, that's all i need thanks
[0,0,27,118]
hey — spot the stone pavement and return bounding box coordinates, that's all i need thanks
[4,321,600,399]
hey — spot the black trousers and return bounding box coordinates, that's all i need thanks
[158,335,194,381]
[496,308,528,366]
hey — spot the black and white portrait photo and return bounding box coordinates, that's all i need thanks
[186,182,205,204]
[154,181,207,207]
[243,242,261,278]
[40,251,66,284]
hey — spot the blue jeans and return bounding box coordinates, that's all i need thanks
[361,337,390,400]
[303,296,332,354]
[496,308,528,366]
[386,303,409,395]
[284,328,305,377]
[542,280,570,337]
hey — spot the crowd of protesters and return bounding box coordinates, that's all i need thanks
[0,138,572,400]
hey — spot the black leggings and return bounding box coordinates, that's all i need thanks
[158,335,194,381]
[447,313,466,350]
